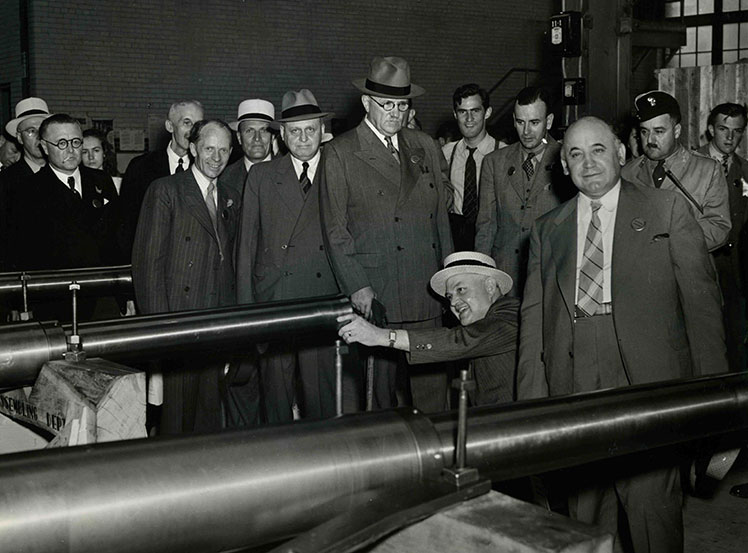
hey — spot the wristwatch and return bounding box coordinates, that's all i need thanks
[388,330,397,348]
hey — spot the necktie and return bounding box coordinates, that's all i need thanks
[385,136,400,164]
[522,152,535,180]
[722,154,730,176]
[67,176,80,199]
[176,158,185,173]
[300,161,311,195]
[577,200,604,317]
[463,147,478,219]
[652,160,666,188]
[205,180,217,227]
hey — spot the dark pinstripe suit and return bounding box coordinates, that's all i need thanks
[132,168,241,433]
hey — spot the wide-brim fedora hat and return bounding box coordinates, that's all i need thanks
[5,97,51,137]
[430,251,513,297]
[353,56,425,99]
[275,89,333,123]
[230,98,276,131]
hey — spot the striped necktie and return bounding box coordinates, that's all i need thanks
[463,147,478,219]
[300,162,311,195]
[577,200,604,317]
[385,136,400,164]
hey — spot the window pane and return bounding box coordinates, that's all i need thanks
[699,0,714,13]
[667,55,680,68]
[697,52,712,66]
[724,0,739,11]
[684,0,697,15]
[741,23,748,50]
[682,27,696,52]
[665,2,681,17]
[740,49,748,61]
[724,50,739,63]
[681,53,697,67]
[725,23,738,50]
[697,25,712,52]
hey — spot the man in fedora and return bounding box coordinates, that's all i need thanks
[222,98,276,197]
[621,90,730,252]
[320,56,453,413]
[518,116,726,551]
[0,97,52,271]
[236,89,340,423]
[338,251,519,406]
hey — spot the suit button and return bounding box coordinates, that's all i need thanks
[520,205,525,210]
[319,245,324,251]
[185,236,191,242]
[188,261,193,267]
[426,344,432,350]
[395,217,400,222]
[430,213,433,219]
[316,272,322,278]
[515,249,519,254]
[429,183,434,188]
[284,271,291,276]
[397,246,403,251]
[184,286,190,292]
[569,352,574,358]
[281,244,288,250]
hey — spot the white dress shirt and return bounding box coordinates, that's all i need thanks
[50,165,82,196]
[167,140,191,175]
[364,117,400,151]
[575,181,621,304]
[442,133,497,215]
[290,150,321,183]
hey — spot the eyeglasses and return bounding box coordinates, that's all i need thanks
[20,127,39,137]
[369,97,411,112]
[42,137,83,150]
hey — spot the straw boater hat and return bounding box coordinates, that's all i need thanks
[5,97,51,137]
[229,99,276,131]
[430,251,513,297]
[353,56,425,99]
[275,89,333,123]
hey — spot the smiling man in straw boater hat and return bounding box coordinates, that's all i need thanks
[337,251,519,406]
[236,89,340,423]
[321,56,453,413]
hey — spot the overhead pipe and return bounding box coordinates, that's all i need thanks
[0,373,745,552]
[0,265,133,299]
[0,295,351,388]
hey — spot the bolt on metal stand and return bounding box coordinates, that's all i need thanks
[18,272,33,321]
[334,339,349,416]
[63,281,86,362]
[442,368,479,487]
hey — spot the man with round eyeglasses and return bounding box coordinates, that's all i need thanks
[15,114,119,320]
[321,56,453,413]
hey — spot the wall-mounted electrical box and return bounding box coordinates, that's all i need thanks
[563,78,586,105]
[550,11,582,57]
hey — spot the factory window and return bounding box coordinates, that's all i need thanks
[666,0,748,66]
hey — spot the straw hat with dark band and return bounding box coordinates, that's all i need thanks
[430,251,513,297]
[5,97,51,136]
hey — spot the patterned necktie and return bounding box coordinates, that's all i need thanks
[176,158,185,173]
[652,160,666,188]
[300,161,311,195]
[722,154,730,176]
[577,200,604,317]
[67,176,80,199]
[522,152,535,180]
[205,180,217,227]
[463,147,478,219]
[385,136,400,164]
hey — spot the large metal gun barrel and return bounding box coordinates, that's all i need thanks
[0,295,351,388]
[0,265,132,299]
[0,372,746,553]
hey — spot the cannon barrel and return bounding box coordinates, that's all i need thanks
[0,372,746,552]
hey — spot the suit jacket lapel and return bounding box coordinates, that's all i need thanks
[611,181,647,306]
[183,170,217,240]
[509,144,526,200]
[274,155,305,216]
[549,200,577,318]
[354,123,401,187]
[397,132,423,204]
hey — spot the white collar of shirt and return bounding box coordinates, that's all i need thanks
[50,165,82,196]
[575,180,621,303]
[456,133,495,157]
[244,153,271,173]
[522,142,547,165]
[708,142,730,165]
[364,117,399,151]
[167,141,190,175]
[24,155,45,174]
[191,165,216,206]
[290,151,321,183]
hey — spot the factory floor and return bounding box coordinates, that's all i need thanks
[685,449,748,553]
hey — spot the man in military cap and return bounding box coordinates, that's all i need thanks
[621,90,730,251]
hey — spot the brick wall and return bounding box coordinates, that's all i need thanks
[14,0,556,145]
[0,0,25,129]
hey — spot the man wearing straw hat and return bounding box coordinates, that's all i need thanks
[338,251,519,406]
[222,98,276,197]
[321,56,453,413]
[236,89,340,423]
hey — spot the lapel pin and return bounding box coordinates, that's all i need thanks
[378,190,385,196]
[410,155,421,164]
[631,217,646,231]
[92,199,102,209]
[95,186,102,194]
[508,167,515,176]
[226,199,234,208]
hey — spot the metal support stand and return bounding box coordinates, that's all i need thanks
[64,281,86,362]
[334,339,348,416]
[442,368,479,487]
[18,272,33,321]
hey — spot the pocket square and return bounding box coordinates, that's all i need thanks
[651,233,669,243]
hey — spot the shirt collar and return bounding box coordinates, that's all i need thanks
[190,165,214,198]
[244,153,271,172]
[24,154,45,173]
[364,117,399,150]
[577,179,621,212]
[167,140,190,171]
[290,150,321,178]
[458,133,495,156]
[49,165,81,188]
[708,142,730,163]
